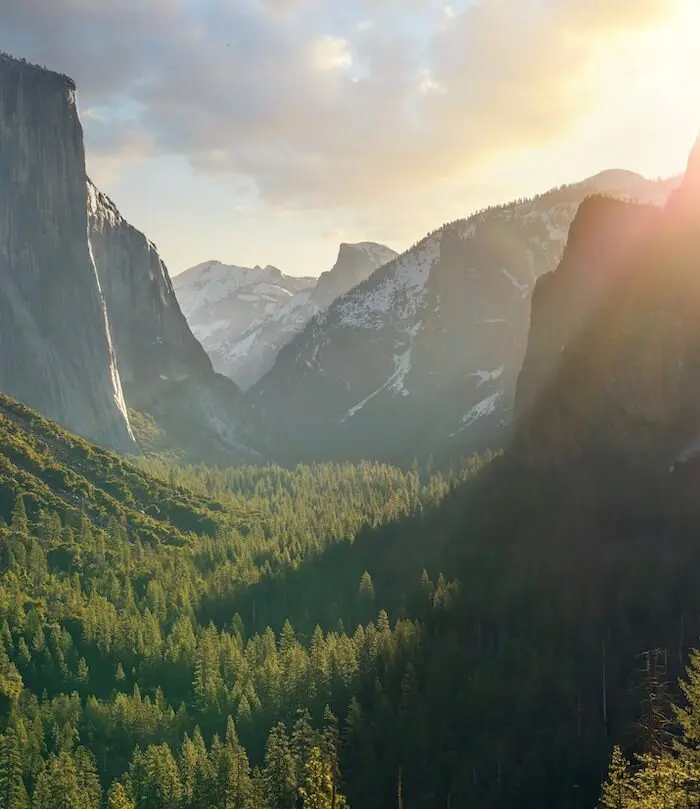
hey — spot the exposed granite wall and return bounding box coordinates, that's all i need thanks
[0,54,136,451]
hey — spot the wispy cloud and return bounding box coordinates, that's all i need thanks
[0,0,691,217]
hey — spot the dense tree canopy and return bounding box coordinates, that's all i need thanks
[3,393,700,808]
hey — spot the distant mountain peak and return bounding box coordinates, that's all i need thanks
[174,241,396,389]
[310,242,398,311]
[336,241,397,264]
[666,138,700,214]
[584,168,648,188]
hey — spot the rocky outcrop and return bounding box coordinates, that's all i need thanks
[174,242,397,390]
[0,53,136,451]
[250,174,675,463]
[310,242,398,310]
[86,181,256,460]
[514,140,700,466]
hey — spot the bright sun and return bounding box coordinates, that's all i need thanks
[608,0,700,177]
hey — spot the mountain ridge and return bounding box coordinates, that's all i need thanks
[249,172,677,463]
[175,241,397,389]
[86,180,260,464]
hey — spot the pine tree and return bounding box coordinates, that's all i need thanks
[76,657,89,684]
[263,723,297,809]
[75,747,102,809]
[599,650,700,807]
[107,782,135,809]
[10,496,28,538]
[279,620,297,656]
[133,744,182,809]
[32,753,83,809]
[212,720,252,809]
[358,572,375,608]
[292,710,316,783]
[0,726,28,809]
[299,746,349,809]
[600,747,633,809]
[179,734,200,809]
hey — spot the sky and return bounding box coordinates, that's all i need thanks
[2,0,700,277]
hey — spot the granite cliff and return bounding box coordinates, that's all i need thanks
[0,52,252,461]
[0,53,135,452]
[87,181,253,461]
[514,140,700,467]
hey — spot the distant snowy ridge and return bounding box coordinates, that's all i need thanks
[174,242,397,389]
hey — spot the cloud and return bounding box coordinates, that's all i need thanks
[0,0,687,216]
[310,35,353,71]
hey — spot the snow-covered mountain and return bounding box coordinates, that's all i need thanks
[174,242,397,389]
[249,172,678,463]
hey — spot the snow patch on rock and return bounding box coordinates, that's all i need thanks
[337,234,440,328]
[449,392,503,437]
[470,365,505,386]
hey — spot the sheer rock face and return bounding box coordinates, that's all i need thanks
[514,196,661,422]
[87,181,218,404]
[0,54,136,452]
[86,181,255,459]
[514,140,700,466]
[0,53,250,459]
[310,242,399,311]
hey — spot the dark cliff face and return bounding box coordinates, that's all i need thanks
[515,196,660,422]
[87,181,217,405]
[0,54,136,452]
[514,141,700,465]
[86,181,257,462]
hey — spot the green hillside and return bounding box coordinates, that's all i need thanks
[0,392,470,809]
[0,393,237,544]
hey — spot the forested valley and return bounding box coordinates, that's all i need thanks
[4,390,700,809]
[3,25,700,809]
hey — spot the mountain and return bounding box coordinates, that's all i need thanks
[249,172,677,463]
[173,260,315,388]
[0,52,253,463]
[86,182,257,463]
[515,140,700,467]
[310,242,399,310]
[174,242,397,389]
[0,53,135,452]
